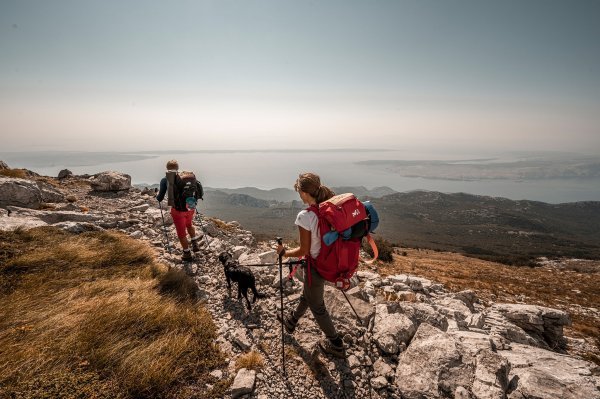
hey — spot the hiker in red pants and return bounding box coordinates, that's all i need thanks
[156,160,204,262]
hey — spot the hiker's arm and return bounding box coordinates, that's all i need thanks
[156,178,167,202]
[277,226,311,258]
[195,181,204,200]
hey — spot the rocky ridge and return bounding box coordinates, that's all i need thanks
[0,168,598,399]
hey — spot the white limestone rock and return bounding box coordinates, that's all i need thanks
[90,171,132,191]
[231,368,256,398]
[373,304,417,355]
[0,215,47,231]
[52,221,104,234]
[395,323,474,398]
[0,177,42,209]
[501,344,600,399]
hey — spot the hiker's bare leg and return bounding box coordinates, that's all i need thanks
[178,235,189,250]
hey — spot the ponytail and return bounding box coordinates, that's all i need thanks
[315,185,335,204]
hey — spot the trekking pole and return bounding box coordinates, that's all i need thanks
[277,237,286,377]
[341,290,364,326]
[194,207,212,249]
[158,201,172,255]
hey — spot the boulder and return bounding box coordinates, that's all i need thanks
[0,215,47,231]
[491,304,571,349]
[448,330,494,354]
[323,286,375,327]
[356,270,380,281]
[466,312,486,329]
[372,304,417,354]
[453,290,478,312]
[395,323,474,398]
[232,246,248,260]
[471,350,510,399]
[501,344,600,399]
[0,177,42,209]
[57,169,73,179]
[37,182,65,203]
[258,250,277,264]
[231,368,256,398]
[240,252,261,266]
[0,160,8,169]
[90,171,131,191]
[52,221,104,234]
[7,207,101,224]
[201,221,219,237]
[390,302,449,331]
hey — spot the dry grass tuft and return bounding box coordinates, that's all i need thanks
[0,168,28,179]
[235,351,265,371]
[0,227,226,398]
[208,217,237,232]
[157,267,200,302]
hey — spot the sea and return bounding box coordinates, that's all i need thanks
[2,150,599,204]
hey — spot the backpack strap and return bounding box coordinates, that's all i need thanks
[362,233,379,264]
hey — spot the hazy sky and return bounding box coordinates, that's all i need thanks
[1,0,599,153]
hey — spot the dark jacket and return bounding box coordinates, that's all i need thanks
[156,176,204,210]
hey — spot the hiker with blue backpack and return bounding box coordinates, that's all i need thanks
[156,160,204,262]
[276,172,379,359]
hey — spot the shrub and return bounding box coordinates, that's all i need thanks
[235,351,264,371]
[0,168,28,179]
[363,236,394,263]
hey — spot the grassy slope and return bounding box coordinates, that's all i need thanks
[0,227,227,399]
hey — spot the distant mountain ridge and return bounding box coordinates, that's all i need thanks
[133,182,600,262]
[205,186,398,202]
[200,189,600,263]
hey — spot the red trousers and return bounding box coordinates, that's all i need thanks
[170,208,195,238]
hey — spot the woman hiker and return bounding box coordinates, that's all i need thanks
[156,159,204,262]
[276,172,346,358]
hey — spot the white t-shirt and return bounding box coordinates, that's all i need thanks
[295,209,321,259]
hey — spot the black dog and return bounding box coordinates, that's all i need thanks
[218,252,266,310]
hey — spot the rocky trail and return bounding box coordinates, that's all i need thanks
[1,169,599,398]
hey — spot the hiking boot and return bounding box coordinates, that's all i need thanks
[276,312,298,334]
[181,250,193,262]
[318,338,346,359]
[191,239,201,253]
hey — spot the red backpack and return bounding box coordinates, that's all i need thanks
[306,193,378,290]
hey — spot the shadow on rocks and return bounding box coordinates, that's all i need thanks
[287,335,358,399]
[220,292,265,327]
[87,190,131,199]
